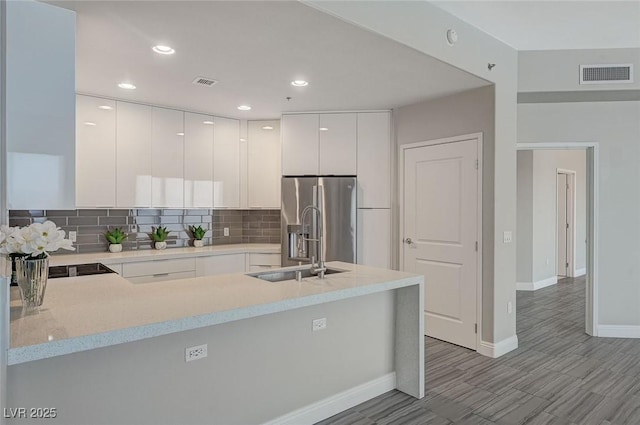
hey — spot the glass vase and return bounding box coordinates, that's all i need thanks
[15,257,50,312]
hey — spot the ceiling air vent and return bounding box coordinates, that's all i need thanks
[192,76,218,87]
[580,64,633,85]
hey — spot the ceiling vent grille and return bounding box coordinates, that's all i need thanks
[192,76,218,87]
[580,64,633,85]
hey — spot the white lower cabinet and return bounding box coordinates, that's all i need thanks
[122,258,196,283]
[357,209,391,269]
[246,253,280,272]
[196,254,246,277]
[105,263,123,275]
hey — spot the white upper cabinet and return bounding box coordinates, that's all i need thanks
[248,120,281,208]
[281,114,319,175]
[357,112,391,208]
[151,108,184,208]
[213,117,241,208]
[319,114,357,175]
[76,95,116,208]
[184,112,214,208]
[116,102,153,208]
[6,1,76,209]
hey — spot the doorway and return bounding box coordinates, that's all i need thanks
[400,133,482,350]
[516,143,598,336]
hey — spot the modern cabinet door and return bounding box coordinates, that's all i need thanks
[6,1,76,209]
[213,117,241,208]
[357,208,391,269]
[184,113,214,208]
[76,95,116,208]
[281,114,319,175]
[319,113,357,175]
[116,102,153,208]
[357,112,391,208]
[152,108,184,208]
[248,120,281,208]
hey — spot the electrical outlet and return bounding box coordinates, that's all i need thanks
[312,318,327,332]
[224,227,230,237]
[185,344,208,362]
[69,231,77,243]
[508,302,513,314]
[503,231,513,244]
[546,258,550,265]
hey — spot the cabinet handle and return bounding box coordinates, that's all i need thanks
[152,273,170,277]
[404,238,413,245]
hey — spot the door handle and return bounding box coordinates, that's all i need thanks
[404,238,413,245]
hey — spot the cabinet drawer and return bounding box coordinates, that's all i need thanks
[248,253,280,266]
[128,271,196,284]
[247,264,281,272]
[122,258,196,278]
[196,253,246,277]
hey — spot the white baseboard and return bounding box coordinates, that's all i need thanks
[261,373,396,425]
[597,325,640,339]
[574,268,587,277]
[516,276,557,291]
[477,335,519,358]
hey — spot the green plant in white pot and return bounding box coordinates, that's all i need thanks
[151,226,170,250]
[189,225,207,248]
[105,228,127,253]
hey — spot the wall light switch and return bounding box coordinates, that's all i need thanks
[223,227,230,237]
[503,231,512,244]
[69,231,77,243]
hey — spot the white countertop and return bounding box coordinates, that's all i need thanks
[9,262,422,365]
[47,243,280,266]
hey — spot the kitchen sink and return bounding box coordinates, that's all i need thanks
[248,267,345,283]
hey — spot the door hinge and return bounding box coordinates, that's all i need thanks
[475,159,479,170]
[566,223,569,229]
[566,262,569,268]
[475,241,478,252]
[474,323,478,334]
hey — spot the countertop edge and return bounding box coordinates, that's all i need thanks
[8,274,423,365]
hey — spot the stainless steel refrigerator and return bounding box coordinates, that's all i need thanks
[281,176,356,267]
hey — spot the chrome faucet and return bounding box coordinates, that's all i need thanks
[300,205,326,279]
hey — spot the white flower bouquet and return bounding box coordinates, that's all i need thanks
[0,220,75,259]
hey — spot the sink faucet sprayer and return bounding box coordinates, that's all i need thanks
[299,205,326,279]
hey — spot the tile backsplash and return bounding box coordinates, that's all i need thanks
[9,209,281,254]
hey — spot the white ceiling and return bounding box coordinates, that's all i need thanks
[432,0,640,51]
[47,1,489,120]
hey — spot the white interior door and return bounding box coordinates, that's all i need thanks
[403,139,478,349]
[557,173,568,277]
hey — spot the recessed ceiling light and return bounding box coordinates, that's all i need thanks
[291,80,309,87]
[237,105,251,111]
[202,120,214,125]
[84,121,97,126]
[118,82,136,90]
[176,132,184,136]
[152,45,175,55]
[98,105,113,110]
[319,127,329,131]
[262,126,274,130]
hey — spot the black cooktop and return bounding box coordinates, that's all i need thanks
[48,263,116,279]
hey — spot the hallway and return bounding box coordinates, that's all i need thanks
[317,276,640,424]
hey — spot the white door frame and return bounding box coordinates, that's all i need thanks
[556,168,576,278]
[517,142,599,336]
[399,132,483,351]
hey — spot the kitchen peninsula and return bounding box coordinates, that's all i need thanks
[7,261,424,425]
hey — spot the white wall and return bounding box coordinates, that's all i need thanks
[518,101,640,326]
[8,292,395,425]
[517,150,587,285]
[307,1,519,346]
[519,48,640,93]
[516,151,534,283]
[395,86,496,343]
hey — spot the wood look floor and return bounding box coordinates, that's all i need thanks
[316,276,640,425]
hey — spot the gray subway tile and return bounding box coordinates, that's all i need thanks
[99,217,128,226]
[9,218,31,227]
[162,209,184,216]
[136,209,161,216]
[45,210,78,217]
[68,216,98,226]
[78,209,108,216]
[107,209,131,216]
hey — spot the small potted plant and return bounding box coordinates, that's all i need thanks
[189,225,207,248]
[105,228,127,253]
[151,226,170,250]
